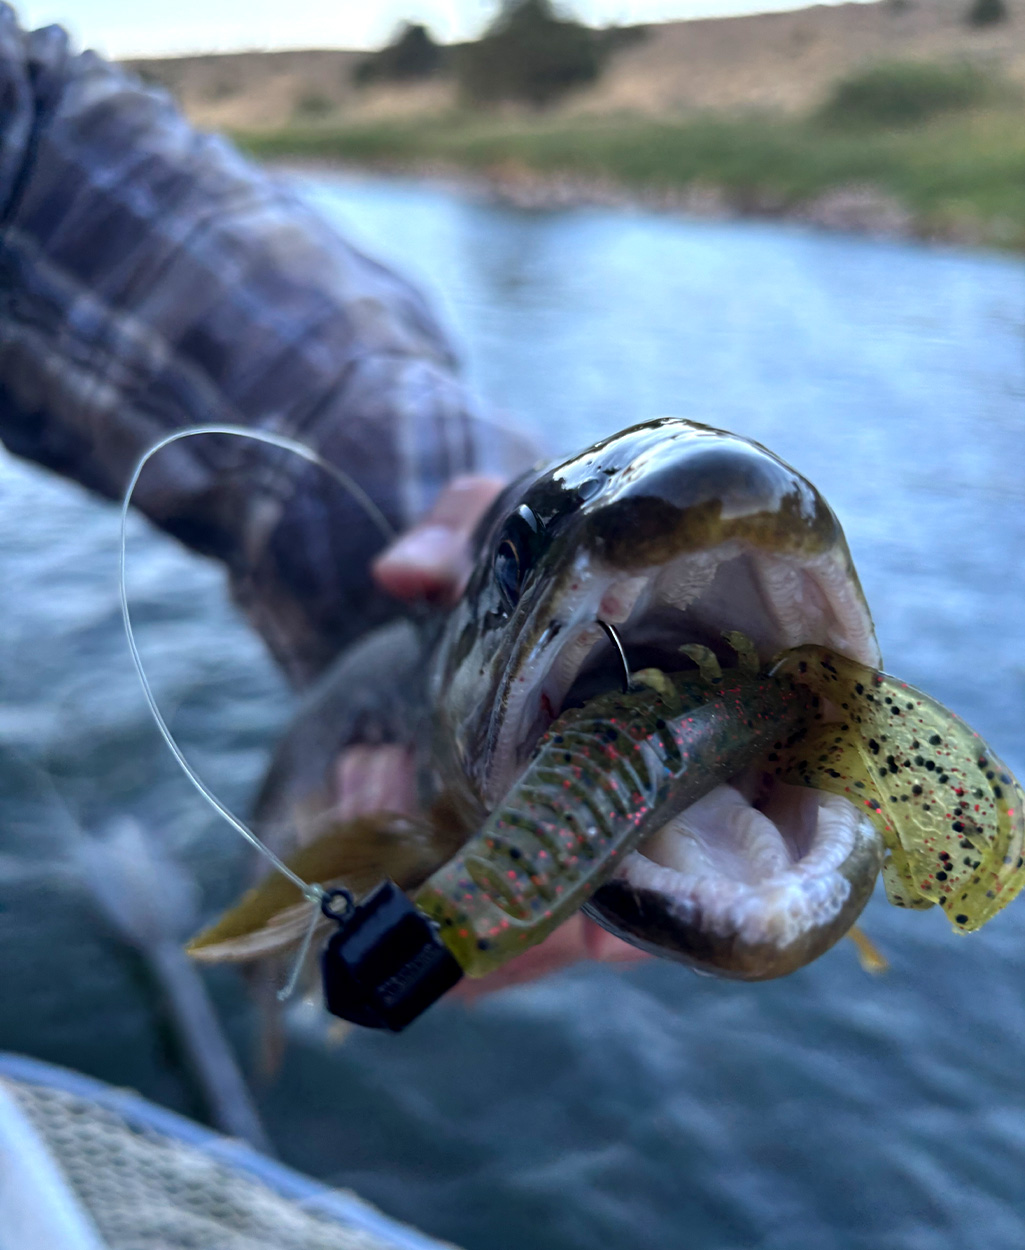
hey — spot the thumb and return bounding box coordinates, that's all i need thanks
[372,475,507,605]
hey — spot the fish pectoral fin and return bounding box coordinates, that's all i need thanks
[186,811,447,963]
[845,924,889,975]
[188,899,328,964]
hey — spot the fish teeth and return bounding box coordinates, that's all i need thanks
[652,551,723,613]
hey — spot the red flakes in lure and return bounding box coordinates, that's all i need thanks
[415,661,817,978]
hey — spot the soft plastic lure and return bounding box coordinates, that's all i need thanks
[415,641,1025,979]
[189,640,1025,1027]
[414,653,816,976]
[771,645,1025,933]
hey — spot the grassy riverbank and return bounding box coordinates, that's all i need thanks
[235,106,1025,249]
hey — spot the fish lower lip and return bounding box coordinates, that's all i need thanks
[589,783,884,981]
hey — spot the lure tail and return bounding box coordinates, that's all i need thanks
[771,645,1025,932]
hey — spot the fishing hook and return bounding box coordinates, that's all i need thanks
[597,619,632,694]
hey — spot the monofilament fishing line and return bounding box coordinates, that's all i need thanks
[119,425,396,999]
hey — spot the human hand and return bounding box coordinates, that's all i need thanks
[450,912,649,1000]
[333,475,506,828]
[371,474,509,605]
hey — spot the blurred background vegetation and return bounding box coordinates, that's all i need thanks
[127,0,1025,248]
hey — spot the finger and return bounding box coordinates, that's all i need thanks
[372,474,507,604]
[371,524,466,604]
[582,917,651,964]
[451,914,591,1000]
[451,913,649,1001]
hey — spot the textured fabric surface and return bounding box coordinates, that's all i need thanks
[0,5,529,684]
[6,1077,454,1250]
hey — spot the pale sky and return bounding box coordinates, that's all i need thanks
[13,0,872,59]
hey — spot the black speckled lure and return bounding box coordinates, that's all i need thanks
[771,645,1025,933]
[189,642,1024,993]
[416,643,1025,977]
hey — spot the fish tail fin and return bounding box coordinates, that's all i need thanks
[187,812,451,964]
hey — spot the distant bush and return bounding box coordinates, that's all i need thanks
[456,0,601,108]
[205,77,241,102]
[966,0,1008,24]
[294,92,333,119]
[816,60,995,129]
[354,23,442,87]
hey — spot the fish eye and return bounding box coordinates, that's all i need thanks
[493,505,542,609]
[493,539,522,607]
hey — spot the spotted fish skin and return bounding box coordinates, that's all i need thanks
[771,646,1025,933]
[415,668,815,976]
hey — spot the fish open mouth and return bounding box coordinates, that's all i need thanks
[486,539,885,979]
[430,419,892,978]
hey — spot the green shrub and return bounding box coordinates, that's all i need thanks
[293,92,333,119]
[354,23,442,87]
[234,108,1025,250]
[206,78,240,102]
[816,60,994,129]
[456,0,601,108]
[966,0,1008,24]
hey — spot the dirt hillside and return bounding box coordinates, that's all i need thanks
[125,0,1025,130]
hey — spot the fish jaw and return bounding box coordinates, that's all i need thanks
[585,786,885,980]
[431,417,884,978]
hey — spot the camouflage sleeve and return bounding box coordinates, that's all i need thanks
[0,4,531,686]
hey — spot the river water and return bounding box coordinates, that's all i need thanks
[1,171,1024,1250]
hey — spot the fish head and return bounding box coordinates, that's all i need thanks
[430,417,884,979]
